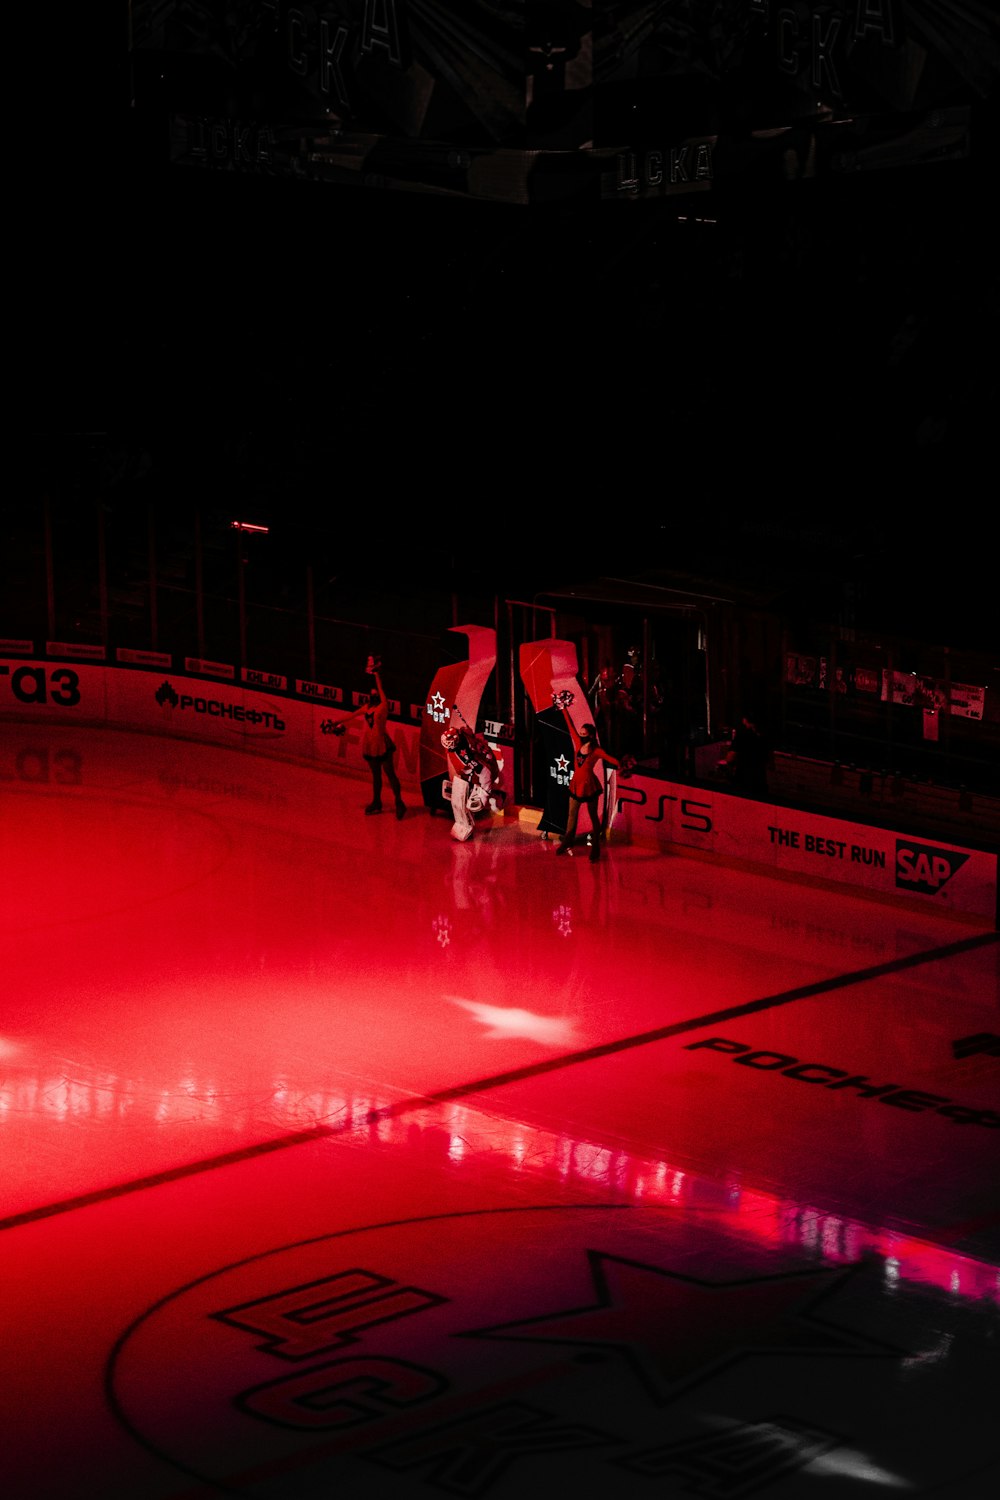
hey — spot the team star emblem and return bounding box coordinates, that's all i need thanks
[555,755,569,773]
[460,1254,905,1404]
[430,692,447,714]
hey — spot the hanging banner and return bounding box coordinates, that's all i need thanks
[881,671,986,719]
[533,705,574,838]
[419,626,497,813]
[129,2,989,204]
[518,637,612,838]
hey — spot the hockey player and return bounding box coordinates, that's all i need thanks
[441,724,503,842]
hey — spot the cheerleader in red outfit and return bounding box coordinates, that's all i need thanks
[332,659,406,818]
[555,693,621,861]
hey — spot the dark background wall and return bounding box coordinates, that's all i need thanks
[20,4,1000,740]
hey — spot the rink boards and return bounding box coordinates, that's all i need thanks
[2,653,997,926]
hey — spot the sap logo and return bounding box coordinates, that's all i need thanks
[895,840,969,895]
[0,664,81,707]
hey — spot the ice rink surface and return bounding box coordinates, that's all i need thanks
[2,723,998,1500]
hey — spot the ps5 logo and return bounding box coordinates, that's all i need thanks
[616,784,713,833]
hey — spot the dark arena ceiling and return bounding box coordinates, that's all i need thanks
[24,2,1000,649]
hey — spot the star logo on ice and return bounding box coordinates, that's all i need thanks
[428,692,448,723]
[432,915,452,948]
[461,1254,905,1404]
[112,1205,938,1495]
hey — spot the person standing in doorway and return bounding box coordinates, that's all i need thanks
[332,657,406,818]
[553,691,622,861]
[613,646,643,758]
[723,709,772,798]
[588,660,615,746]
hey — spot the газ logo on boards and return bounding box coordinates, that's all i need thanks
[0,665,81,706]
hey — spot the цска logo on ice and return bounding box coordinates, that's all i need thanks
[895,839,969,895]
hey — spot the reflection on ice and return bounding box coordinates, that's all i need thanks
[4,1049,994,1310]
[448,996,582,1046]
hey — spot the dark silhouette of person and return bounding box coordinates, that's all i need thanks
[724,710,772,797]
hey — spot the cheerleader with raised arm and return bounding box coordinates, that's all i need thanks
[554,690,622,861]
[331,657,406,819]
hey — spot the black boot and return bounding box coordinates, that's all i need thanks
[395,800,406,820]
[365,802,382,815]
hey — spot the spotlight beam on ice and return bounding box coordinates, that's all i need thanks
[448,997,581,1046]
